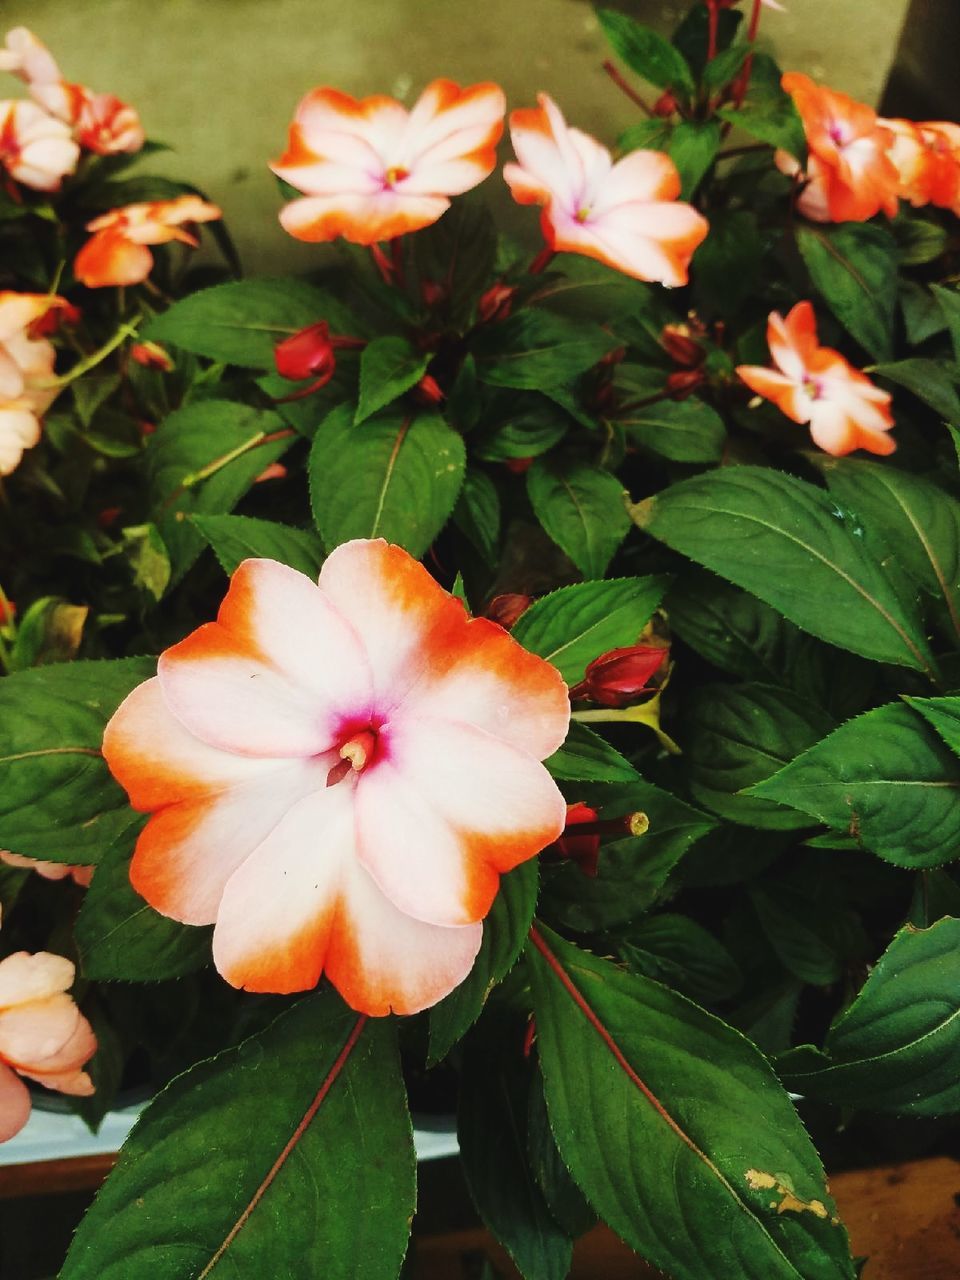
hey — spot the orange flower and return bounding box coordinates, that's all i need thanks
[271,79,505,245]
[74,195,222,288]
[503,94,708,286]
[0,292,70,476]
[777,73,899,223]
[0,98,78,191]
[881,117,960,213]
[737,301,894,457]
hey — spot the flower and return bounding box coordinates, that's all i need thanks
[74,194,222,288]
[103,540,570,1015]
[0,950,96,1142]
[129,340,174,372]
[776,73,899,223]
[0,292,70,476]
[271,79,506,245]
[0,851,93,887]
[736,301,895,456]
[503,94,708,286]
[0,27,61,88]
[569,644,667,708]
[0,98,79,191]
[35,85,145,156]
[881,117,960,213]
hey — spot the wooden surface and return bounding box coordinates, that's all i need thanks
[2,1153,958,1276]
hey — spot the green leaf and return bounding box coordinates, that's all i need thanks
[749,879,856,987]
[899,281,947,346]
[512,576,668,683]
[633,466,935,673]
[60,994,415,1279]
[121,524,171,603]
[527,1069,596,1239]
[148,401,292,582]
[452,468,501,564]
[145,279,359,368]
[796,223,897,360]
[778,918,960,1115]
[892,213,949,265]
[621,914,742,1004]
[622,397,726,463]
[817,457,960,641]
[751,702,960,868]
[931,283,960,363]
[684,683,835,830]
[76,824,211,981]
[674,3,743,78]
[8,596,87,669]
[355,335,429,424]
[873,358,960,423]
[597,9,696,98]
[413,197,498,326]
[0,658,153,862]
[703,42,751,93]
[544,781,715,930]
[192,513,325,578]
[309,404,465,558]
[692,208,763,317]
[428,862,538,1065]
[459,1029,573,1280]
[474,311,616,389]
[618,120,672,153]
[526,926,855,1280]
[545,724,640,784]
[527,458,630,579]
[668,120,721,198]
[716,53,806,160]
[473,397,569,461]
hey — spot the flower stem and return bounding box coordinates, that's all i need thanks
[369,242,394,285]
[528,246,556,276]
[601,60,655,117]
[706,1,719,63]
[37,320,141,390]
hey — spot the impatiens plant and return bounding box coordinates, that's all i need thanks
[2,3,960,1277]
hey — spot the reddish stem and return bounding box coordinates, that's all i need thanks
[369,242,393,284]
[391,237,406,288]
[706,1,719,63]
[528,246,556,276]
[601,60,655,117]
[732,0,765,108]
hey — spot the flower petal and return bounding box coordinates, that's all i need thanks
[74,230,153,288]
[279,191,449,243]
[0,1063,31,1142]
[0,951,73,1009]
[736,364,809,423]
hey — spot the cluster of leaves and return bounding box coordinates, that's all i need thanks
[2,3,960,1279]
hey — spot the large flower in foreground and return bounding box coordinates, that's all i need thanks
[0,98,79,191]
[776,73,899,223]
[271,79,506,244]
[737,301,894,456]
[0,292,70,476]
[74,195,222,288]
[503,94,708,286]
[103,540,570,1015]
[0,950,96,1142]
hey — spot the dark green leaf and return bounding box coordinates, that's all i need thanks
[749,881,854,987]
[473,398,569,461]
[621,914,742,1003]
[716,53,806,159]
[703,43,751,93]
[413,197,497,326]
[191,513,325,578]
[527,458,630,579]
[309,404,465,558]
[452,469,501,564]
[618,120,672,153]
[622,397,726,463]
[873,358,960,423]
[597,9,696,97]
[899,281,947,346]
[545,724,638,785]
[355,336,429,424]
[931,284,960,362]
[633,467,935,673]
[778,918,960,1115]
[61,994,415,1279]
[673,3,742,78]
[0,659,153,862]
[512,575,668,683]
[751,702,960,868]
[797,223,897,360]
[474,311,616,389]
[692,209,763,317]
[907,694,960,757]
[527,1071,596,1239]
[121,524,171,603]
[526,926,855,1280]
[668,120,721,198]
[892,213,949,265]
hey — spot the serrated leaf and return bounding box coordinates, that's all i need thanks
[778,918,960,1115]
[716,53,806,160]
[428,862,538,1065]
[597,9,696,98]
[622,914,742,1004]
[526,926,855,1280]
[355,335,429,424]
[192,513,325,577]
[544,724,639,784]
[527,458,630,579]
[145,279,359,368]
[309,404,465,558]
[797,223,897,360]
[452,469,501,564]
[60,994,415,1279]
[512,575,668,683]
[751,702,960,868]
[526,1070,596,1239]
[703,42,750,92]
[633,466,935,674]
[906,694,960,758]
[622,397,726,463]
[0,658,153,862]
[474,311,616,389]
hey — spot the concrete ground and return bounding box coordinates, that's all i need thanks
[0,0,911,272]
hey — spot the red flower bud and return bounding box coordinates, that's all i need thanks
[478,282,516,324]
[138,420,157,437]
[421,279,446,307]
[274,321,336,384]
[570,644,667,708]
[97,506,123,529]
[27,300,81,339]
[666,369,706,400]
[486,593,532,629]
[660,324,705,369]
[414,373,445,406]
[0,596,15,625]
[554,802,601,877]
[504,456,533,475]
[653,90,678,117]
[254,462,288,483]
[130,340,174,372]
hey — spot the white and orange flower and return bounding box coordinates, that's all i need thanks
[503,94,708,286]
[0,950,96,1142]
[881,117,960,214]
[271,79,506,244]
[0,27,61,89]
[103,540,570,1015]
[737,300,895,456]
[776,73,899,223]
[0,852,93,887]
[0,98,78,191]
[0,292,70,476]
[74,194,222,288]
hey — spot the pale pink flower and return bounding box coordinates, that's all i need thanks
[0,27,61,88]
[0,98,78,191]
[0,292,70,477]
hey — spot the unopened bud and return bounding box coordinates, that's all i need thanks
[254,462,288,483]
[27,299,80,339]
[0,596,15,625]
[660,324,704,369]
[478,282,517,324]
[274,321,336,384]
[666,369,706,400]
[504,456,534,475]
[421,279,446,307]
[653,90,678,117]
[414,373,445,405]
[97,506,123,529]
[570,644,667,709]
[130,340,174,372]
[486,593,532,629]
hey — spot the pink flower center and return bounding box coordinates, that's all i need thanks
[575,205,592,223]
[326,727,379,787]
[803,375,823,400]
[828,123,849,148]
